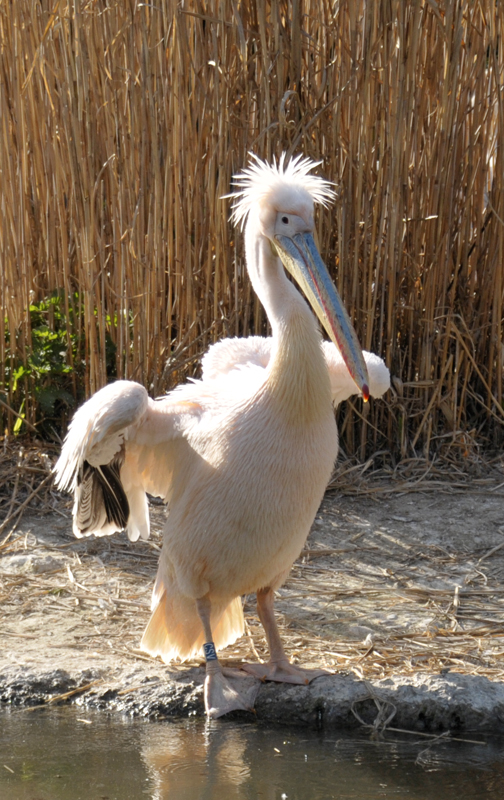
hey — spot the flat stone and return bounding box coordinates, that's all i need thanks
[0,554,64,574]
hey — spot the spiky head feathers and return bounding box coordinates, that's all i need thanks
[227,153,335,229]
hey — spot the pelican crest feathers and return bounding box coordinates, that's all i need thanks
[227,153,336,228]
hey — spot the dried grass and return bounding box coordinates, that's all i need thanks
[3,531,504,686]
[0,438,58,538]
[2,461,504,689]
[0,1,503,457]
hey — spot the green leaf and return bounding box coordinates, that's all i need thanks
[13,400,25,434]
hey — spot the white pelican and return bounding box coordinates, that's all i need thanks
[54,155,389,718]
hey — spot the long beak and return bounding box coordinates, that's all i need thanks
[275,232,369,401]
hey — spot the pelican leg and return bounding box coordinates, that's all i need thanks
[242,587,328,684]
[196,596,259,718]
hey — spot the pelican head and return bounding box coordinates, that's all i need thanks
[228,154,369,401]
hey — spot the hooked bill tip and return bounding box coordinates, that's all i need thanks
[362,384,370,403]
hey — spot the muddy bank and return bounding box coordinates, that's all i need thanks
[2,481,504,732]
[2,663,504,735]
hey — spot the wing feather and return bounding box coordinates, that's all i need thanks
[73,453,129,538]
[54,380,204,540]
[201,336,390,405]
[201,335,271,381]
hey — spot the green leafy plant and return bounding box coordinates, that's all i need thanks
[2,291,117,437]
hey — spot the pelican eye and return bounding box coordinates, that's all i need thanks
[281,216,289,224]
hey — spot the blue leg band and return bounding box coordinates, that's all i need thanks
[203,641,218,662]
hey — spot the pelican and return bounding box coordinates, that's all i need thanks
[54,155,389,718]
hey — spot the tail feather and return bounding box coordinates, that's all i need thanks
[212,596,246,652]
[141,589,244,663]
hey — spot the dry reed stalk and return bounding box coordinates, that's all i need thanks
[0,1,502,461]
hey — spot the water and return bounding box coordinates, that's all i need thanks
[1,707,504,799]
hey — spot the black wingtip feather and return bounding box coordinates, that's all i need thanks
[75,453,129,534]
[96,461,129,530]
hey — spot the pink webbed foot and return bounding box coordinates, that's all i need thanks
[241,659,329,685]
[245,587,330,685]
[204,666,260,719]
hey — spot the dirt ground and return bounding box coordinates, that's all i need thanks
[2,467,504,730]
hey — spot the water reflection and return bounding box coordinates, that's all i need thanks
[1,707,504,800]
[141,718,504,800]
[143,722,252,799]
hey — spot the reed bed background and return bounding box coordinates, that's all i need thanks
[1,0,503,462]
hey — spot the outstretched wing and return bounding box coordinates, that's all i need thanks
[54,380,203,542]
[201,336,390,405]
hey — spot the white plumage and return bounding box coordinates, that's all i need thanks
[201,335,390,407]
[54,154,389,717]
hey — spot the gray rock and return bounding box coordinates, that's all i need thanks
[0,554,64,574]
